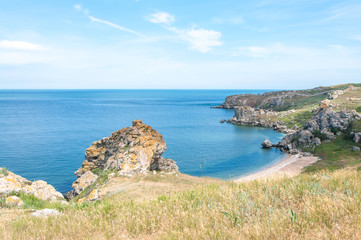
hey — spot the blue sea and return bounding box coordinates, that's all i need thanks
[0,90,287,193]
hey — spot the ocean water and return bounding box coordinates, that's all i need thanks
[0,90,287,193]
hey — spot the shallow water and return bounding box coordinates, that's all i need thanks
[0,90,287,193]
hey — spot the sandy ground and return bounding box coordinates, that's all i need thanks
[235,154,319,182]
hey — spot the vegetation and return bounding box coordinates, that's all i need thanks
[0,167,9,176]
[1,170,361,239]
[0,192,66,210]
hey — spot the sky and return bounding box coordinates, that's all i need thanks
[0,0,361,89]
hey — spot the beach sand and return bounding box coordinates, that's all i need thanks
[235,154,319,182]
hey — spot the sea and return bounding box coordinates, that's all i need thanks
[0,90,287,193]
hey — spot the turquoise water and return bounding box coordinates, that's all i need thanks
[0,90,286,193]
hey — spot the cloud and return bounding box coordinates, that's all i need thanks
[88,16,144,37]
[73,4,82,11]
[148,12,175,24]
[183,29,223,53]
[0,40,46,51]
[148,11,222,53]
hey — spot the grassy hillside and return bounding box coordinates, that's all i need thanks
[1,170,361,239]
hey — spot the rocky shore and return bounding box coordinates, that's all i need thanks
[1,120,179,208]
[222,85,361,157]
[66,120,179,202]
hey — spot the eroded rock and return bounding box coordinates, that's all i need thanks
[0,169,64,201]
[261,139,273,148]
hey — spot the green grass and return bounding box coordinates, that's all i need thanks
[0,192,67,210]
[72,169,116,202]
[0,167,9,176]
[303,132,361,173]
[281,110,314,128]
[3,170,361,239]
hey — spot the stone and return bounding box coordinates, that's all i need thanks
[261,139,273,148]
[68,120,178,199]
[220,119,226,123]
[72,171,98,195]
[313,137,322,146]
[354,132,361,143]
[26,180,65,201]
[0,169,64,201]
[5,196,24,207]
[149,157,179,172]
[31,209,61,217]
[352,146,360,151]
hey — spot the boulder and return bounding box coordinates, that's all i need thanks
[149,157,179,172]
[354,132,361,143]
[352,146,360,151]
[6,196,24,207]
[0,169,64,201]
[261,139,273,148]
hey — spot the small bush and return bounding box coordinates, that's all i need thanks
[0,167,9,176]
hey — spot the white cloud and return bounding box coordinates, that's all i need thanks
[148,12,175,24]
[183,29,223,53]
[73,4,82,11]
[0,40,46,51]
[89,16,144,37]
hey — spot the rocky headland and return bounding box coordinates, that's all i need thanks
[66,119,179,202]
[222,84,361,161]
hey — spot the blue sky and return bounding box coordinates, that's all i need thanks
[0,0,361,89]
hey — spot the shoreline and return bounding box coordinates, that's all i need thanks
[234,154,319,182]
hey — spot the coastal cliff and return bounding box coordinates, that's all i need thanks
[66,120,178,201]
[222,84,361,171]
[217,84,358,111]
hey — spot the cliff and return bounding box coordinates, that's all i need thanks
[217,84,360,111]
[66,120,178,201]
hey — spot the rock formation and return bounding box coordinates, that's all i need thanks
[276,101,361,153]
[0,168,64,201]
[67,120,178,199]
[227,106,293,133]
[261,139,273,148]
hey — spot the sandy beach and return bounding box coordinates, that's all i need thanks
[235,154,319,182]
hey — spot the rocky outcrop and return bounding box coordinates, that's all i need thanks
[215,87,332,110]
[6,196,24,207]
[227,106,293,134]
[261,139,273,148]
[0,168,64,201]
[68,120,178,199]
[276,101,361,153]
[353,132,361,143]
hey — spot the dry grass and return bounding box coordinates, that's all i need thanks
[1,170,361,239]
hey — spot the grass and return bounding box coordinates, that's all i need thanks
[1,170,361,239]
[0,167,9,176]
[0,192,67,210]
[303,126,361,173]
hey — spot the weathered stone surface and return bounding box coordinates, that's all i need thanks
[72,171,98,195]
[0,169,64,201]
[352,146,360,151]
[227,106,293,134]
[75,120,170,177]
[31,209,61,217]
[68,120,178,199]
[149,157,179,172]
[354,132,361,143]
[6,196,24,207]
[261,139,273,148]
[276,101,361,153]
